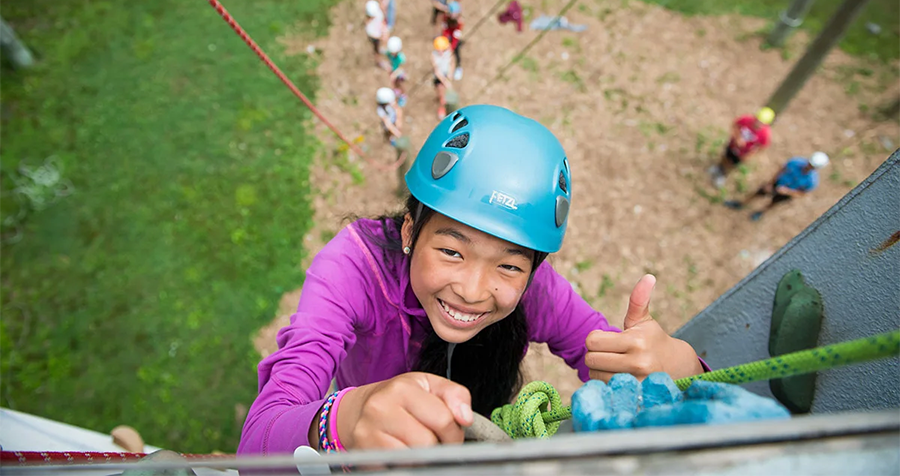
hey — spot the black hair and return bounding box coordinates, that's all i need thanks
[367,195,548,416]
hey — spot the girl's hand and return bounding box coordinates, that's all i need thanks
[584,275,703,382]
[335,372,473,449]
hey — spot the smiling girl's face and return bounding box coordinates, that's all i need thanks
[402,212,535,343]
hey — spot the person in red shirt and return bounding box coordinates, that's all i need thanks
[709,107,774,188]
[443,1,464,80]
[498,1,523,32]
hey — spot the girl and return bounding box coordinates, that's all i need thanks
[238,105,705,454]
[431,36,455,119]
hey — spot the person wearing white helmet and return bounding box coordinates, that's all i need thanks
[375,87,403,147]
[808,151,829,169]
[364,1,389,69]
[386,35,403,54]
[365,0,382,17]
[724,152,829,221]
[384,36,408,106]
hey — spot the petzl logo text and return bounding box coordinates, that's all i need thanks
[489,191,518,210]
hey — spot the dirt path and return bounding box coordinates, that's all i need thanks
[259,0,900,402]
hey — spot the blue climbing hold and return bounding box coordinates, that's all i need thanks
[573,373,790,433]
[635,380,790,427]
[571,380,613,432]
[571,374,640,431]
[607,374,640,429]
[642,372,683,409]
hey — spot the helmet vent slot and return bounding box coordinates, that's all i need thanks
[445,133,469,149]
[555,196,570,228]
[451,118,469,133]
[432,151,459,179]
[558,171,568,194]
[452,112,462,121]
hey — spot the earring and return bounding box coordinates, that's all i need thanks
[403,246,411,255]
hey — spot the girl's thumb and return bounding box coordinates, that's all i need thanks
[624,274,656,330]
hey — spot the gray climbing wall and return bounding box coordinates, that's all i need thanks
[676,151,900,412]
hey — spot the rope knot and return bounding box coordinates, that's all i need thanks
[490,381,569,439]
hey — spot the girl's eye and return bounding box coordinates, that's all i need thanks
[439,248,461,258]
[500,264,524,273]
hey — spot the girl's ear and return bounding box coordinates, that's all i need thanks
[401,213,414,249]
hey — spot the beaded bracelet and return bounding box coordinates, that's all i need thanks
[328,387,357,452]
[317,391,339,453]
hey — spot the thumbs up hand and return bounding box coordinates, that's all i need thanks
[584,275,704,382]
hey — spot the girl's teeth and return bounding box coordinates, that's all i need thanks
[440,300,481,322]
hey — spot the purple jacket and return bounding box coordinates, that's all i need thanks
[238,218,619,455]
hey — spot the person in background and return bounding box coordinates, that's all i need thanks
[376,86,410,196]
[431,0,450,36]
[498,1,523,32]
[376,87,404,147]
[724,152,829,221]
[709,107,775,188]
[442,1,465,80]
[385,36,408,107]
[381,0,397,32]
[431,35,455,119]
[365,0,389,69]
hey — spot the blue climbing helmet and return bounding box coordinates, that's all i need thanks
[405,105,572,253]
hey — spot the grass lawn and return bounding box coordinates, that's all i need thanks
[1,0,337,453]
[642,0,900,62]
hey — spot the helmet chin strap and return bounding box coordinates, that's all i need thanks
[446,342,456,381]
[415,201,424,222]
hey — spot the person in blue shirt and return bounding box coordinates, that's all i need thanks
[724,152,829,221]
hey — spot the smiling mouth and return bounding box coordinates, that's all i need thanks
[438,299,487,323]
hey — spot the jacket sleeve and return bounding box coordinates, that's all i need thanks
[523,261,621,383]
[238,226,377,455]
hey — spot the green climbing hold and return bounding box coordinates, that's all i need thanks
[769,270,824,414]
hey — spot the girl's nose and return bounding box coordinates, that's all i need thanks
[453,267,491,304]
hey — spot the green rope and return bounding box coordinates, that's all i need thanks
[490,381,566,439]
[491,329,900,439]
